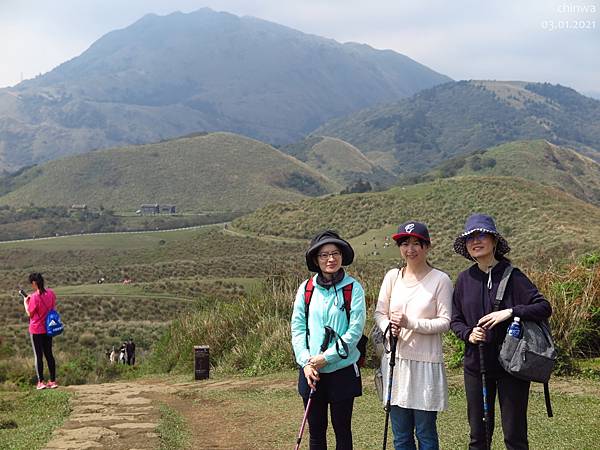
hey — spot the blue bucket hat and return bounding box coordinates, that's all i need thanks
[453,214,510,261]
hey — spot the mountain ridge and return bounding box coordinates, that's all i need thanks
[415,139,600,205]
[0,8,450,171]
[314,80,600,174]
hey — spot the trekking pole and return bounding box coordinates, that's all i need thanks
[382,333,398,450]
[479,343,491,450]
[294,387,316,450]
[294,328,333,450]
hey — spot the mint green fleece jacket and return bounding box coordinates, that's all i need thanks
[291,273,366,373]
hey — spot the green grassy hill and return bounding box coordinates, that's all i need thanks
[232,175,600,274]
[282,136,397,188]
[314,80,600,174]
[0,225,305,375]
[0,225,305,292]
[414,140,600,206]
[0,132,340,212]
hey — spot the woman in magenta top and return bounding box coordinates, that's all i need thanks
[23,272,58,389]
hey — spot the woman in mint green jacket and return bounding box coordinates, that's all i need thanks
[291,230,366,450]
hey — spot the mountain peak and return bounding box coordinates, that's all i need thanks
[0,10,450,171]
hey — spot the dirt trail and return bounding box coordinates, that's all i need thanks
[44,381,179,450]
[43,377,289,450]
[45,374,600,449]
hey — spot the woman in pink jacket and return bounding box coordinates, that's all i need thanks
[23,272,58,389]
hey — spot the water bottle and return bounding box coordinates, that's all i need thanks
[507,316,522,339]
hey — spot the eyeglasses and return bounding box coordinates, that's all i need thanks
[317,251,342,260]
[466,232,491,241]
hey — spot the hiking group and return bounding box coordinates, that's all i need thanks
[107,340,136,365]
[291,213,552,450]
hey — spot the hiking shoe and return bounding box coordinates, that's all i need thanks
[36,381,47,390]
[46,381,58,389]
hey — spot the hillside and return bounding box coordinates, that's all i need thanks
[233,175,600,273]
[314,80,600,174]
[0,8,450,171]
[415,140,600,206]
[282,136,396,187]
[0,132,340,211]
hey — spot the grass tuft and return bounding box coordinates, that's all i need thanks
[157,403,190,450]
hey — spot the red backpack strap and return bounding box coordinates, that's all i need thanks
[342,283,353,323]
[304,277,314,305]
[304,278,315,349]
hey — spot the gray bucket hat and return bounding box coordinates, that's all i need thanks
[305,230,354,272]
[453,214,511,261]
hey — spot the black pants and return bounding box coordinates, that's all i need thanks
[464,371,530,450]
[298,364,362,450]
[30,333,56,382]
[303,397,354,450]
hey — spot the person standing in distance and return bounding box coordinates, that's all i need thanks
[291,230,366,450]
[23,272,58,389]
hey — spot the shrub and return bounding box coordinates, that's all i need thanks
[78,332,96,348]
[146,274,301,375]
[529,253,600,371]
[58,353,95,385]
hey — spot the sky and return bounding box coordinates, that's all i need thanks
[1,0,599,95]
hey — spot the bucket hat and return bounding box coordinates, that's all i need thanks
[453,214,510,261]
[392,221,431,244]
[305,230,354,272]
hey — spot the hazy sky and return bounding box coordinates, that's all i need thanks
[1,0,599,94]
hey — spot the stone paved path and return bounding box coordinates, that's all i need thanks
[43,381,178,450]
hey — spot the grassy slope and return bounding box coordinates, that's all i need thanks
[0,226,305,291]
[282,136,397,186]
[0,390,71,450]
[314,80,600,174]
[421,140,600,205]
[0,132,339,212]
[0,225,304,384]
[232,176,600,274]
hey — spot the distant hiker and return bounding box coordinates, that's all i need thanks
[291,230,366,449]
[450,214,552,449]
[109,346,117,364]
[119,343,127,364]
[23,272,58,390]
[374,221,452,450]
[126,339,136,365]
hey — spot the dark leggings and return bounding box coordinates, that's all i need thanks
[464,371,530,450]
[303,397,354,450]
[30,333,56,382]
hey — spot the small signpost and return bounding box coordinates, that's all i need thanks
[194,345,210,380]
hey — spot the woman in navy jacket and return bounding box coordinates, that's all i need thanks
[450,214,551,450]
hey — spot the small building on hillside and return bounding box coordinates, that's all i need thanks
[140,204,160,215]
[160,204,176,214]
